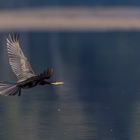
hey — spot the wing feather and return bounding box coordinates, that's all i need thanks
[6,33,36,82]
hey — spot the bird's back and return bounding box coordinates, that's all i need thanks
[17,76,39,89]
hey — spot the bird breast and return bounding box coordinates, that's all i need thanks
[17,76,39,89]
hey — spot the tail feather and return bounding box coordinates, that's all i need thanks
[0,82,20,96]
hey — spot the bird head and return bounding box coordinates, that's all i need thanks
[43,68,64,85]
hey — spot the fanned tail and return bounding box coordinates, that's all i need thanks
[0,82,20,96]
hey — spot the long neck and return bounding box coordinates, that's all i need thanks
[37,73,51,85]
[38,73,46,81]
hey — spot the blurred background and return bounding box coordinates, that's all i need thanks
[0,1,140,140]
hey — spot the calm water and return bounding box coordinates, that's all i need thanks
[0,32,140,140]
[0,0,140,9]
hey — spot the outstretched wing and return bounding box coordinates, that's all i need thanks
[6,33,36,82]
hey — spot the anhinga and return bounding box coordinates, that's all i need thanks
[0,33,63,96]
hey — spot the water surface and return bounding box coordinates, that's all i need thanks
[0,32,140,140]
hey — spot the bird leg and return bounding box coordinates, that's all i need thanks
[18,88,21,96]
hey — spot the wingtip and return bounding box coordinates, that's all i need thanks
[8,32,19,42]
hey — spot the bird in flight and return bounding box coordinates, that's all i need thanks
[0,33,63,96]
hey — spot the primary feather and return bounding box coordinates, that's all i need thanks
[6,33,36,83]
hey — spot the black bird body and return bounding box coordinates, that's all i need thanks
[0,33,63,96]
[17,75,42,89]
[17,75,50,89]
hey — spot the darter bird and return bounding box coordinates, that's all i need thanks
[0,33,63,96]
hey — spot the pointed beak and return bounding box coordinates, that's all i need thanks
[51,81,64,85]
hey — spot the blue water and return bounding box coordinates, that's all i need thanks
[0,31,140,140]
[0,0,140,9]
